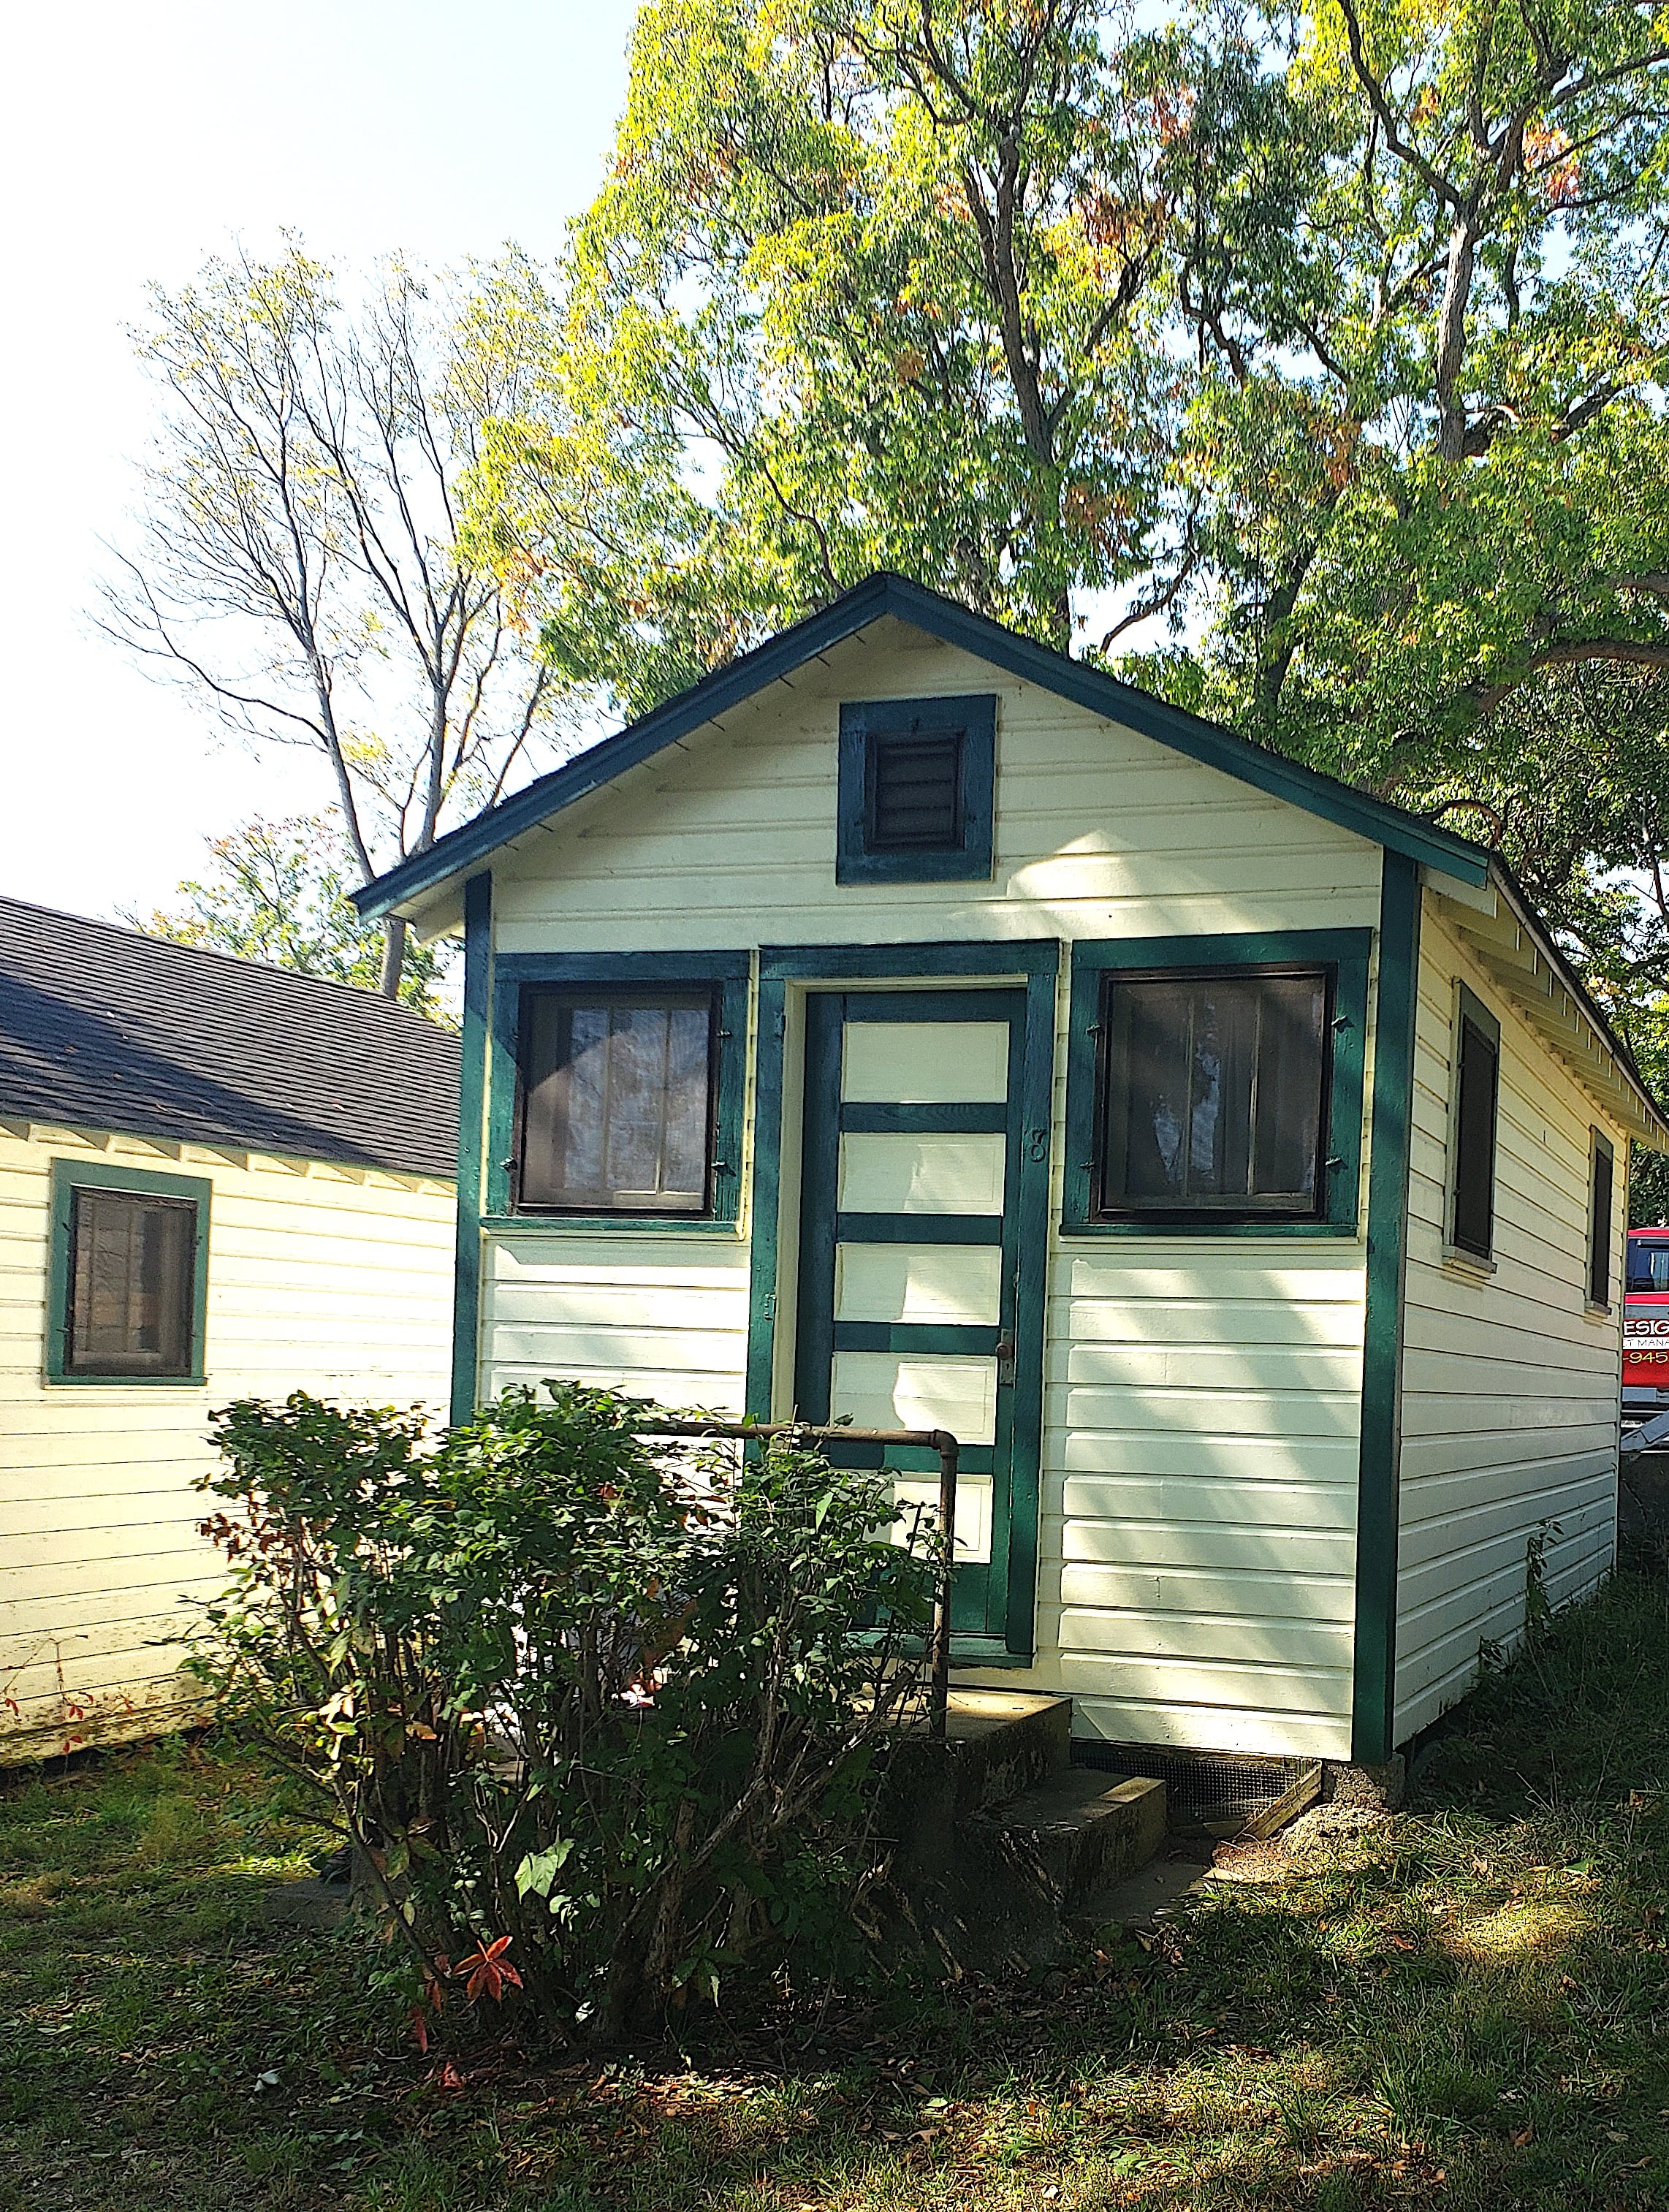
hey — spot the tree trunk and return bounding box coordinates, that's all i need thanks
[1434,215,1478,462]
[379,916,408,1000]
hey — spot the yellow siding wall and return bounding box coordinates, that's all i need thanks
[0,1126,455,1760]
[1394,902,1627,1741]
[479,1234,750,1413]
[487,623,1385,955]
[479,622,1383,1758]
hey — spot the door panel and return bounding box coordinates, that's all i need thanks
[836,1131,1008,1213]
[834,1242,1005,1325]
[795,986,1029,1642]
[828,1350,998,1445]
[842,1020,1011,1102]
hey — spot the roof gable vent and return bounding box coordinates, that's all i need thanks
[867,729,962,850]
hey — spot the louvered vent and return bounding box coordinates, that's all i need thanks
[866,729,963,850]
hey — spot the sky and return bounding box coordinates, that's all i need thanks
[0,0,639,923]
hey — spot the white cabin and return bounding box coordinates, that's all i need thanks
[0,899,457,1759]
[357,575,1666,1767]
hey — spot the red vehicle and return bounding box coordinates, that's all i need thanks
[1624,1225,1669,1433]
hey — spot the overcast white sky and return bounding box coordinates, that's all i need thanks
[0,0,637,923]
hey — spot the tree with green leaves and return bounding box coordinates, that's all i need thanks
[473,0,1201,706]
[128,815,455,1024]
[484,0,1669,1206]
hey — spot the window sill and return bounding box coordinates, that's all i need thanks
[1060,1217,1361,1241]
[1441,1244,1497,1281]
[482,1213,743,1237]
[1584,1300,1615,1321]
[45,1372,208,1388]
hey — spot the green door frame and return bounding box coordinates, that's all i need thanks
[745,940,1059,1663]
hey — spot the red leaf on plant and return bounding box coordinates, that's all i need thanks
[408,2005,430,2055]
[460,1934,523,2006]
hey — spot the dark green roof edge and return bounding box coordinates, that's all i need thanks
[353,571,1490,922]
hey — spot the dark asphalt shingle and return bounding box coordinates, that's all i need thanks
[0,896,460,1179]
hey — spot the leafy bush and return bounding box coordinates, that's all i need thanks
[191,1383,937,2042]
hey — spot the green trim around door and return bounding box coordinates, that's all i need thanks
[745,940,1060,1661]
[45,1157,213,1386]
[450,873,493,1424]
[1060,930,1372,1238]
[1350,854,1422,1762]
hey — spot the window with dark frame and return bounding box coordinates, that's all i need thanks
[1588,1131,1615,1309]
[518,989,716,1215]
[1451,992,1500,1261]
[66,1186,198,1377]
[1093,966,1333,1221]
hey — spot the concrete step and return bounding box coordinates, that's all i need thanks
[883,1689,1071,1883]
[975,1768,1168,1917]
[944,1688,1072,1813]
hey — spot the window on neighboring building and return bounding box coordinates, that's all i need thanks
[1588,1130,1615,1310]
[1093,966,1332,1221]
[1449,985,1501,1263]
[837,695,996,883]
[518,989,715,1214]
[48,1161,210,1383]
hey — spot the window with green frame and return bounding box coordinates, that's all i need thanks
[46,1159,211,1383]
[1062,932,1372,1236]
[487,952,750,1228]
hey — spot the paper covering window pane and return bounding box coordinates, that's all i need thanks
[521,992,713,1213]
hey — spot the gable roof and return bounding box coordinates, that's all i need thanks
[352,569,1492,925]
[0,896,461,1179]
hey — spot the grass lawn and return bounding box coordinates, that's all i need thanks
[6,1569,1669,2212]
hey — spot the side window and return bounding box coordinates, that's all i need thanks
[837,695,995,884]
[1587,1131,1615,1310]
[518,990,715,1215]
[1095,966,1331,1221]
[47,1162,210,1383]
[1448,984,1500,1263]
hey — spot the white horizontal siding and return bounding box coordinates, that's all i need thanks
[489,623,1384,951]
[0,1128,455,1760]
[479,1234,750,1415]
[1392,901,1626,1741]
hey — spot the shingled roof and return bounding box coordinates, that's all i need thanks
[0,896,460,1179]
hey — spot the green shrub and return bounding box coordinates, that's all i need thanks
[190,1383,937,2042]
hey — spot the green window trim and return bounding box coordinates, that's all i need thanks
[1445,980,1501,1268]
[45,1158,212,1386]
[1586,1127,1616,1313]
[484,951,751,1230]
[836,696,997,885]
[1061,931,1372,1239]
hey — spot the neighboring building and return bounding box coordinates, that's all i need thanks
[0,898,459,1760]
[355,573,1668,1768]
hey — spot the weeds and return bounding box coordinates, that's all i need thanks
[6,1569,1669,2208]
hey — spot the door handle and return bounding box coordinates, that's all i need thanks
[995,1337,1016,1387]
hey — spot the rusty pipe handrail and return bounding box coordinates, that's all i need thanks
[636,1417,959,1736]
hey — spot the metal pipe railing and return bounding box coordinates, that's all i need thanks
[638,1417,960,1735]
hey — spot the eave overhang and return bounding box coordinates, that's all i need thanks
[1431,861,1668,1150]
